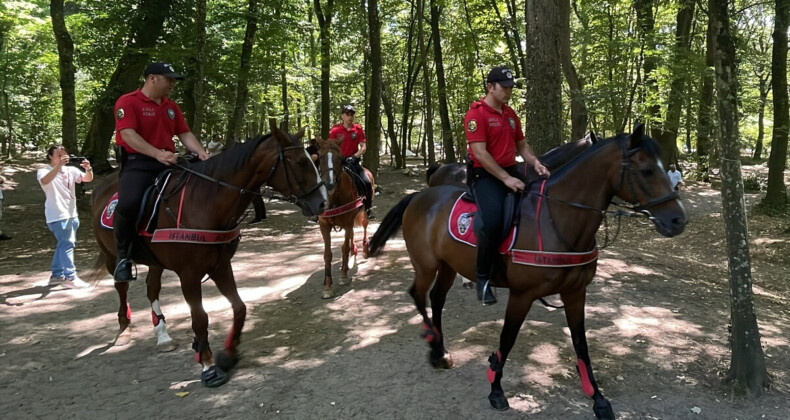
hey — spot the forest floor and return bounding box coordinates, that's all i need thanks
[1,155,788,419]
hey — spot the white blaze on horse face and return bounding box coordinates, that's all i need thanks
[304,148,328,200]
[327,151,335,186]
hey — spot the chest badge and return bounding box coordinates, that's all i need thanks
[508,117,515,129]
[167,109,175,120]
[468,119,477,133]
[351,132,357,140]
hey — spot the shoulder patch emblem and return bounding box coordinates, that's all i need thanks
[468,120,477,133]
[116,108,124,120]
[167,109,175,120]
[508,117,516,129]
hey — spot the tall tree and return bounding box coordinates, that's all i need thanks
[711,0,769,396]
[181,0,207,139]
[418,0,435,164]
[696,2,716,181]
[429,0,456,163]
[560,0,587,140]
[80,0,173,172]
[50,0,77,151]
[525,0,562,152]
[634,0,660,133]
[313,0,334,139]
[365,0,382,177]
[655,0,695,165]
[225,0,258,145]
[762,0,789,210]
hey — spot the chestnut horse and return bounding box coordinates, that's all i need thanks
[314,137,375,298]
[90,123,327,387]
[368,125,687,418]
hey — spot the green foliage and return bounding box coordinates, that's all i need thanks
[742,172,767,192]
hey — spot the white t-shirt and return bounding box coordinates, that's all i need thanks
[667,169,682,189]
[37,165,84,223]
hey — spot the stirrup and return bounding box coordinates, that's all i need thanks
[476,279,497,306]
[113,258,137,282]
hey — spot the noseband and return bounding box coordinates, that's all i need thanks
[615,137,678,215]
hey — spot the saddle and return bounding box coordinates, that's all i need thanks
[99,169,185,234]
[449,189,523,253]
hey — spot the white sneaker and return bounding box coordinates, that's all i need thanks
[62,276,90,289]
[48,276,65,286]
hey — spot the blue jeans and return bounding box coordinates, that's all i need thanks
[47,217,80,279]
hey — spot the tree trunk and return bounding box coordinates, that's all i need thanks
[429,0,456,163]
[80,0,173,172]
[418,0,435,164]
[762,0,789,209]
[696,0,716,181]
[656,0,695,165]
[365,0,382,178]
[281,50,289,131]
[559,0,587,140]
[225,0,258,145]
[314,0,334,139]
[398,4,418,169]
[712,0,770,396]
[50,0,77,152]
[525,0,562,153]
[381,84,401,167]
[635,0,660,134]
[181,0,207,139]
[752,87,767,160]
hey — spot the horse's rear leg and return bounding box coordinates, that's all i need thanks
[361,214,370,259]
[487,291,533,411]
[561,289,615,420]
[338,226,354,286]
[209,262,246,375]
[114,281,132,346]
[146,266,176,352]
[408,264,448,368]
[320,224,334,299]
[178,273,225,387]
[426,262,456,368]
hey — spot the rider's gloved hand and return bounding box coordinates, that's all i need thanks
[345,156,360,165]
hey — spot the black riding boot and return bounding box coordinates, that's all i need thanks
[474,233,497,306]
[113,212,135,282]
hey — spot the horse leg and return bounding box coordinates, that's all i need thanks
[208,262,246,375]
[487,291,533,411]
[561,289,615,420]
[146,266,176,352]
[320,223,334,299]
[114,281,132,346]
[361,213,370,259]
[425,262,456,368]
[408,264,447,367]
[338,225,354,286]
[178,272,226,388]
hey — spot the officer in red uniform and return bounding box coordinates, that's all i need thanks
[465,66,550,305]
[328,105,373,218]
[112,62,209,282]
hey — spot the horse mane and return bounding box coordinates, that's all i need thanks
[547,132,661,181]
[189,134,272,179]
[538,138,592,170]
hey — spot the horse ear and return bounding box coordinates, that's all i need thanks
[294,126,305,140]
[268,118,279,134]
[630,123,645,149]
[585,131,598,144]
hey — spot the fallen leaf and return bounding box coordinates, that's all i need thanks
[175,391,189,398]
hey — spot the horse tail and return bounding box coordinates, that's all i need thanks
[426,162,441,183]
[84,252,108,283]
[368,192,417,257]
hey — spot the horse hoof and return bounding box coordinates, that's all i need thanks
[428,351,454,369]
[488,389,510,411]
[322,290,334,299]
[114,330,132,347]
[337,276,351,286]
[593,398,615,419]
[215,350,239,372]
[156,339,177,353]
[201,365,229,388]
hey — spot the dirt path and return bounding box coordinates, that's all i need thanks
[1,160,788,419]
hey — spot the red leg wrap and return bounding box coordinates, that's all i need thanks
[126,303,131,320]
[487,350,503,384]
[577,359,595,397]
[225,326,235,350]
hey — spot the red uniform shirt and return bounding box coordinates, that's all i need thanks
[114,89,190,154]
[328,123,366,158]
[464,98,524,168]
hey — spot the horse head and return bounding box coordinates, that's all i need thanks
[315,136,344,192]
[613,124,687,237]
[266,121,328,216]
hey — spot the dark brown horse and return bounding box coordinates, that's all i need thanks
[369,125,687,418]
[314,137,375,298]
[90,123,327,387]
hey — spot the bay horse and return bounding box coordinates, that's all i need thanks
[90,122,327,387]
[314,137,375,298]
[368,125,686,418]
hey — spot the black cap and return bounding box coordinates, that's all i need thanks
[144,62,184,80]
[342,104,356,114]
[486,66,515,87]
